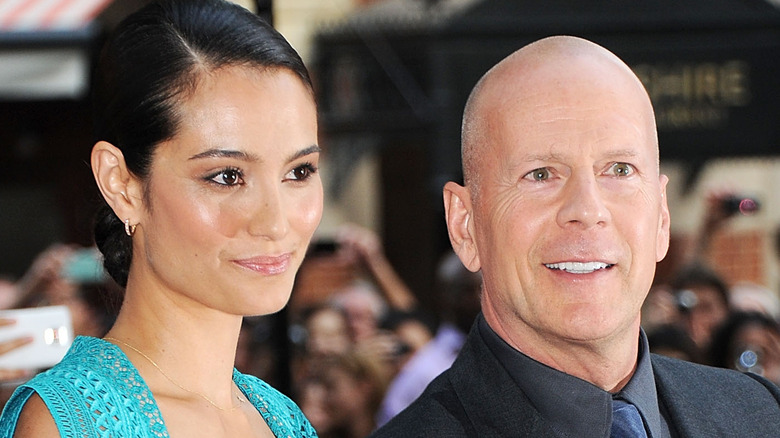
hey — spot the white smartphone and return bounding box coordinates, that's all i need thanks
[0,305,73,370]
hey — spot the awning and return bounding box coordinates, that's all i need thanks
[0,0,111,32]
[0,0,114,100]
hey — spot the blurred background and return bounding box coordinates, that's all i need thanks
[1,0,779,298]
[1,0,779,431]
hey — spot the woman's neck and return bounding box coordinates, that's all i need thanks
[106,282,244,407]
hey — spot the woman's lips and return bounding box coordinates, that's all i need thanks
[233,253,291,275]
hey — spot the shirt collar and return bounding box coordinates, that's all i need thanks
[478,315,665,438]
[615,328,667,438]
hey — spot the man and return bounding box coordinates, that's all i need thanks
[370,35,780,437]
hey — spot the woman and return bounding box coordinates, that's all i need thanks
[0,0,321,436]
[320,351,389,438]
[709,311,780,385]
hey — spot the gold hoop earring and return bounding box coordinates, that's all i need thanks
[124,219,137,237]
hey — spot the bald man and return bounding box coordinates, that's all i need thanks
[369,36,780,437]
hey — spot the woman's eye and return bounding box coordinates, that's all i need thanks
[610,162,634,177]
[525,168,550,181]
[286,163,317,182]
[209,168,243,186]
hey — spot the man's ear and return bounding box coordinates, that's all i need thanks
[443,181,480,272]
[91,141,143,222]
[656,174,671,262]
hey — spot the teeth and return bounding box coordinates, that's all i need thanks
[545,262,610,274]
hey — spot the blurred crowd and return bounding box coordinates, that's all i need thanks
[642,190,780,386]
[0,243,119,404]
[285,224,481,438]
[1,190,780,437]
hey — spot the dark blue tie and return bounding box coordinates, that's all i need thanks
[611,399,648,438]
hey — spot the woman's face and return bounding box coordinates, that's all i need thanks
[325,367,368,421]
[131,66,322,316]
[306,308,351,356]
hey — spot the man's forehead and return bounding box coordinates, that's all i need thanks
[514,148,642,163]
[462,36,659,183]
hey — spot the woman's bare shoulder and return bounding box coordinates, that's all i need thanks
[11,393,59,437]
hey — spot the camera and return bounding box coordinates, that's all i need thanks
[721,195,760,216]
[307,240,340,256]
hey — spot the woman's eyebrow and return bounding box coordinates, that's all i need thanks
[188,149,259,161]
[287,144,321,162]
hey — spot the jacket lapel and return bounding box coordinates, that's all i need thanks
[447,323,560,437]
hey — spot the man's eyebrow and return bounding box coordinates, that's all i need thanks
[188,149,259,161]
[602,148,639,160]
[288,145,321,162]
[519,148,639,163]
[520,153,563,163]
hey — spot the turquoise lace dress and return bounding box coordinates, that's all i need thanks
[0,336,317,437]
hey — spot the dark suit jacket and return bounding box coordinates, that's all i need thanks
[370,320,780,437]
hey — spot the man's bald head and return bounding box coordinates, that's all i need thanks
[461,35,658,193]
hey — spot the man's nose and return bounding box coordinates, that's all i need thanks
[555,172,610,229]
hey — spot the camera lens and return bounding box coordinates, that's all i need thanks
[738,349,759,371]
[722,195,760,216]
[676,289,698,311]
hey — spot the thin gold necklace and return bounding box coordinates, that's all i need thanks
[103,336,245,412]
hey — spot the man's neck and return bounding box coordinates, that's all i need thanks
[483,310,640,392]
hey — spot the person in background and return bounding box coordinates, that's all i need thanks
[234,316,278,386]
[379,308,436,362]
[729,281,780,319]
[327,223,419,345]
[322,224,422,380]
[302,304,353,359]
[376,251,481,427]
[690,188,761,264]
[709,311,780,386]
[371,35,780,437]
[333,223,418,312]
[1,244,75,311]
[0,320,34,410]
[320,351,388,438]
[640,283,682,334]
[331,281,389,344]
[297,374,334,437]
[671,262,731,352]
[646,323,702,363]
[0,1,322,436]
[0,320,33,383]
[290,303,353,393]
[0,244,116,412]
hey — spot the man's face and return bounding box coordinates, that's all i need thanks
[469,57,670,350]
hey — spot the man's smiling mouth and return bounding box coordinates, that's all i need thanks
[544,262,613,274]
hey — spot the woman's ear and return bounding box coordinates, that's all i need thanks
[91,141,142,221]
[443,182,481,272]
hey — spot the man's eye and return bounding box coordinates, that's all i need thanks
[525,168,550,181]
[209,168,243,186]
[286,163,317,182]
[610,163,634,177]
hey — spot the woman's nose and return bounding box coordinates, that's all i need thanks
[248,185,289,240]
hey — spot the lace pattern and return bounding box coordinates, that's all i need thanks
[235,371,318,437]
[0,336,317,437]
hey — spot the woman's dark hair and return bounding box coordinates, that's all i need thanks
[708,311,780,369]
[92,0,312,287]
[647,323,702,364]
[670,262,730,311]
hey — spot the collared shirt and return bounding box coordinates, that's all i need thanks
[479,315,672,438]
